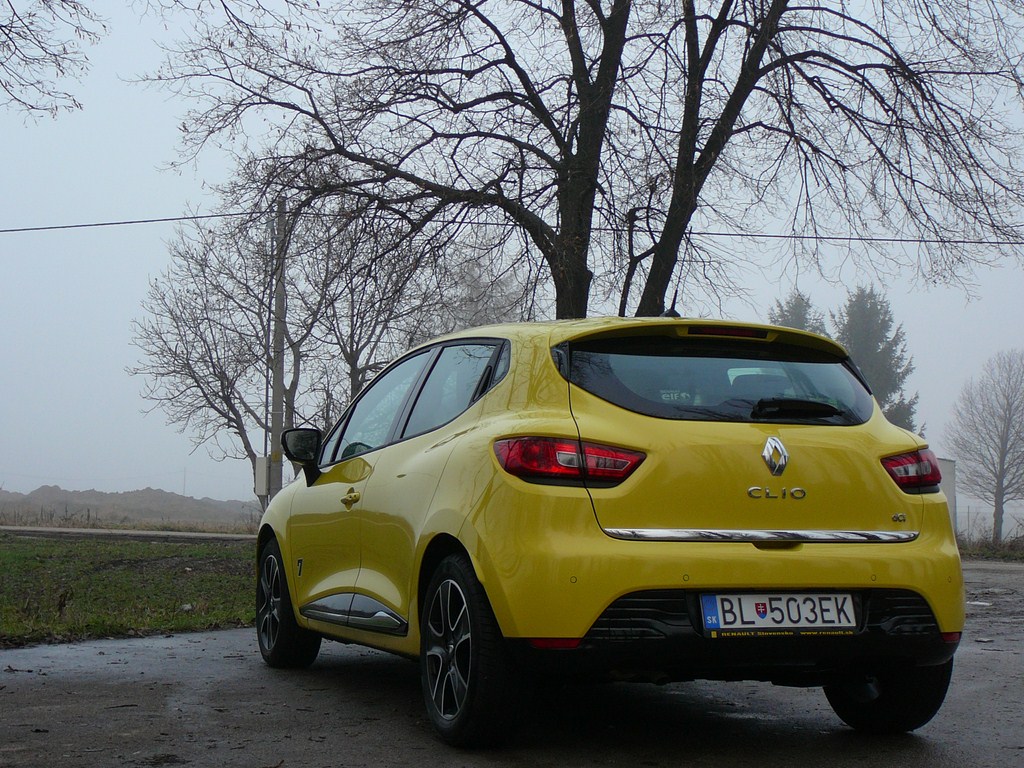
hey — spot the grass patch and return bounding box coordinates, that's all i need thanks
[958,534,1024,562]
[0,533,255,648]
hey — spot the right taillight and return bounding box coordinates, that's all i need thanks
[881,449,942,492]
[493,437,645,485]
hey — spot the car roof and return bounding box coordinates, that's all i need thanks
[426,317,850,358]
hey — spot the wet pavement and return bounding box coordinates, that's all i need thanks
[1,561,1021,767]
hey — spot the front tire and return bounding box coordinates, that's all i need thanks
[257,538,321,668]
[824,659,953,733]
[420,554,523,747]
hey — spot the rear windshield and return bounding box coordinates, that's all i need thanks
[563,336,874,424]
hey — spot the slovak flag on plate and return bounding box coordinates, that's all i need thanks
[756,602,768,619]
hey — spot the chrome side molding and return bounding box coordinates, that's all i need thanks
[301,592,408,636]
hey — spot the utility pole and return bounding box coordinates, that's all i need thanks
[269,199,288,500]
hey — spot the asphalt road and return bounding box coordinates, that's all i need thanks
[1,561,1021,768]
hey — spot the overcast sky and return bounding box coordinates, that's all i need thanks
[1,5,1022,513]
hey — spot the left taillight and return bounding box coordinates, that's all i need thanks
[493,437,645,485]
[881,449,942,492]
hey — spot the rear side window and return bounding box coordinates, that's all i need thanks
[564,336,873,424]
[402,343,502,438]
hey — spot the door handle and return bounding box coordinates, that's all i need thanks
[341,489,361,507]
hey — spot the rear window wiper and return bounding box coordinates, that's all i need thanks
[750,397,845,420]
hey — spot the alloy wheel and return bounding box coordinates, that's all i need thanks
[258,551,283,652]
[424,578,473,720]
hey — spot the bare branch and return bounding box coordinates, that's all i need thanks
[1,0,106,115]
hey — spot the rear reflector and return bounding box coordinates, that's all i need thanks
[527,638,582,650]
[941,632,962,644]
[881,449,942,491]
[494,437,645,484]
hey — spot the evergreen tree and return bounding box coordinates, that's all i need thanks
[768,290,828,335]
[830,287,920,432]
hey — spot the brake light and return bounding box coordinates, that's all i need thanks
[688,325,769,339]
[881,449,942,491]
[493,437,645,484]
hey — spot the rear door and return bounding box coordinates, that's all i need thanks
[354,341,506,620]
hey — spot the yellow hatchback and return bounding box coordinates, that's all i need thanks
[256,318,963,746]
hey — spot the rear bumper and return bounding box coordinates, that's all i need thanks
[465,481,965,648]
[508,588,959,686]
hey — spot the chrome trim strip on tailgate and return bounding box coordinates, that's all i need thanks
[604,528,919,543]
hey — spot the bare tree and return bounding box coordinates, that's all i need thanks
[1,1,106,115]
[420,224,545,333]
[151,0,1024,318]
[130,217,301,508]
[946,350,1024,545]
[298,206,461,423]
[129,201,451,506]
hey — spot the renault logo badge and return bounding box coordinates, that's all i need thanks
[762,437,788,476]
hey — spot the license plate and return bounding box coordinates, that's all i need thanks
[701,593,856,637]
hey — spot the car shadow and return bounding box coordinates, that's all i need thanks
[282,641,951,767]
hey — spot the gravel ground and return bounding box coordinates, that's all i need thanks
[0,560,1020,768]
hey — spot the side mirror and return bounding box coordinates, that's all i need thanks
[282,427,322,485]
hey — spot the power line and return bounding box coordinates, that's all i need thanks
[2,210,1023,248]
[0,211,254,235]
[689,231,1024,247]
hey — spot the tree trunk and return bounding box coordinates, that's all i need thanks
[550,240,593,319]
[545,0,631,320]
[634,0,790,317]
[634,210,694,316]
[992,488,1005,545]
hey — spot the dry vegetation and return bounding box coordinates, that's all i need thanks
[0,486,261,534]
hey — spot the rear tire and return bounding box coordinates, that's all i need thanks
[420,554,524,747]
[257,538,321,668]
[824,659,953,733]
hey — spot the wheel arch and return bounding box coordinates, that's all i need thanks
[257,523,278,560]
[417,533,471,620]
[256,523,304,626]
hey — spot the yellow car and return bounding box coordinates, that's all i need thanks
[256,318,963,746]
